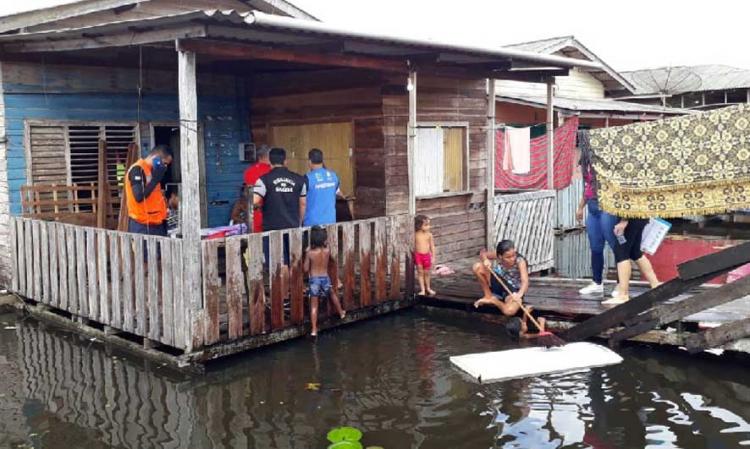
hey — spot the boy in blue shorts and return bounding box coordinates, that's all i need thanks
[304,226,346,336]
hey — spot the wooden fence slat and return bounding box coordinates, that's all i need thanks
[18,220,27,296]
[120,234,134,333]
[374,218,387,303]
[134,235,146,336]
[65,226,77,313]
[323,224,339,319]
[32,220,41,299]
[87,228,99,320]
[341,222,356,310]
[76,227,87,317]
[388,216,402,300]
[225,236,244,339]
[10,219,18,293]
[172,240,185,348]
[246,234,266,336]
[21,220,29,297]
[359,221,372,307]
[147,238,160,342]
[110,233,121,329]
[40,221,50,303]
[403,215,415,297]
[202,240,221,345]
[160,239,174,346]
[48,223,59,307]
[289,229,305,325]
[98,231,110,325]
[269,231,285,330]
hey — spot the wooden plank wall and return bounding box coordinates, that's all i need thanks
[8,217,189,350]
[250,69,387,219]
[494,190,556,272]
[0,62,9,287]
[198,215,411,349]
[383,75,489,261]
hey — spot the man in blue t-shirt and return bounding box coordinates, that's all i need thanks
[303,148,344,227]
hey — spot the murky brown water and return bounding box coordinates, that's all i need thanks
[0,308,749,449]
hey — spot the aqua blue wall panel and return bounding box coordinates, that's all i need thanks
[4,90,250,227]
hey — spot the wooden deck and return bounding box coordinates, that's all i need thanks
[421,257,750,354]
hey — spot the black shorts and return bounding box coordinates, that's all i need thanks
[127,218,167,236]
[614,219,648,263]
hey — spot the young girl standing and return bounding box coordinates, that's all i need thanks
[414,215,436,296]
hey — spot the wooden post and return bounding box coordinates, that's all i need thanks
[486,79,496,249]
[545,79,555,190]
[96,139,108,229]
[407,70,417,216]
[178,47,202,352]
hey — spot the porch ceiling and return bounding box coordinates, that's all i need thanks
[0,9,600,80]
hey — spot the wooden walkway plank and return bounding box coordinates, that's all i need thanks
[679,241,750,280]
[374,218,388,303]
[109,233,121,330]
[288,229,305,325]
[98,230,110,324]
[246,234,266,336]
[359,221,373,307]
[269,231,285,330]
[202,240,221,345]
[160,239,174,346]
[342,222,356,310]
[87,228,99,320]
[40,221,50,303]
[120,234,134,333]
[134,235,146,336]
[76,227,88,317]
[147,237,161,342]
[610,274,750,345]
[225,236,245,338]
[685,317,750,353]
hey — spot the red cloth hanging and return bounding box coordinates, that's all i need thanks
[495,116,579,190]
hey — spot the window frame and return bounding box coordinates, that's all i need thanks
[414,121,470,199]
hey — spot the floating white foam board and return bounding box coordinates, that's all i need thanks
[450,342,623,383]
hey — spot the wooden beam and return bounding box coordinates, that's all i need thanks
[685,318,750,353]
[493,70,567,83]
[178,47,202,352]
[96,139,107,229]
[486,79,496,249]
[546,80,554,190]
[678,241,750,280]
[2,24,207,53]
[560,269,724,342]
[609,275,750,345]
[178,39,408,73]
[407,69,417,216]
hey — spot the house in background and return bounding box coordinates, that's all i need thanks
[494,36,687,129]
[617,65,750,110]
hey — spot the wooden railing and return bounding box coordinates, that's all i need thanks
[9,217,190,350]
[494,190,555,272]
[9,214,415,354]
[196,215,414,349]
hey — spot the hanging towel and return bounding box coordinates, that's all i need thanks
[504,126,531,174]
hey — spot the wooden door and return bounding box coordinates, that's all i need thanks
[270,122,354,195]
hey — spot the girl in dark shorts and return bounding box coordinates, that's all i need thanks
[603,218,660,305]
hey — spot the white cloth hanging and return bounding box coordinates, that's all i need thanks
[504,126,531,175]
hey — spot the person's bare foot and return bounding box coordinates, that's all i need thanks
[418,290,427,296]
[427,289,436,296]
[474,296,494,308]
[340,311,346,319]
[311,330,318,337]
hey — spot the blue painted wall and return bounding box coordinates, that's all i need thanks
[4,82,251,227]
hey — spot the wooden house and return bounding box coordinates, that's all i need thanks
[0,0,596,367]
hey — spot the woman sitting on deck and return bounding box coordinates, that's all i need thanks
[472,240,529,315]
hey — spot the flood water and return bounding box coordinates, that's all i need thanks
[0,308,749,449]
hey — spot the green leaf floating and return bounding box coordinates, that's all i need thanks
[327,442,363,449]
[327,427,363,443]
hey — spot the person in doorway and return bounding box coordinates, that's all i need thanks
[414,215,436,296]
[304,226,346,337]
[125,145,173,236]
[576,132,619,297]
[243,144,272,233]
[602,218,660,305]
[303,148,344,227]
[472,240,529,316]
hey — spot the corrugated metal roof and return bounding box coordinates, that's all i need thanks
[622,65,750,95]
[505,36,574,54]
[497,93,690,115]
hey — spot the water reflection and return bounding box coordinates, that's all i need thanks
[0,310,749,449]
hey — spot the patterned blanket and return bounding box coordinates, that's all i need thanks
[590,104,750,218]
